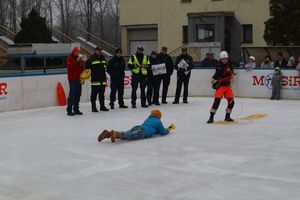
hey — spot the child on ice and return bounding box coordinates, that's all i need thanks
[98,109,175,143]
[271,67,282,100]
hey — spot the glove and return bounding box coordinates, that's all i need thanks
[167,123,176,132]
[80,69,91,85]
[211,79,220,90]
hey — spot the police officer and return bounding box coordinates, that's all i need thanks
[173,47,194,104]
[128,45,150,108]
[107,48,128,109]
[157,46,174,104]
[86,47,109,112]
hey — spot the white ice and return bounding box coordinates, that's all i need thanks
[0,97,300,200]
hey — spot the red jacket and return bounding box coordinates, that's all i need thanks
[66,54,84,80]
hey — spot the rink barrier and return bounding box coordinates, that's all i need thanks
[0,69,299,112]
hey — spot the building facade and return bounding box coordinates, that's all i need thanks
[120,0,270,62]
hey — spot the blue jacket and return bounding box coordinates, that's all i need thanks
[141,115,169,138]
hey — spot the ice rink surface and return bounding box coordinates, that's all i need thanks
[0,97,300,200]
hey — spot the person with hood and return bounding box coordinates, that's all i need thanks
[66,47,84,116]
[97,109,176,143]
[86,47,109,112]
[207,51,235,124]
[147,51,162,106]
[128,46,150,108]
[173,47,194,104]
[157,46,174,104]
[107,48,128,109]
[271,67,283,100]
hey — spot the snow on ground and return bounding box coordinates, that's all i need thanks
[0,97,300,200]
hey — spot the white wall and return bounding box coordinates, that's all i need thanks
[0,69,299,112]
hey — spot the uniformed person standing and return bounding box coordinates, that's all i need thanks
[157,46,174,104]
[147,51,162,106]
[173,48,194,104]
[128,46,150,108]
[107,48,128,109]
[86,47,109,112]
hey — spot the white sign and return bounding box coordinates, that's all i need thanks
[152,63,167,76]
[177,59,189,69]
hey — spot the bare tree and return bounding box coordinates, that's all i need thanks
[0,0,9,26]
[95,0,108,38]
[9,0,17,31]
[78,0,98,40]
[55,0,78,36]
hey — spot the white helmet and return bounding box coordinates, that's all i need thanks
[220,51,229,59]
[249,56,256,61]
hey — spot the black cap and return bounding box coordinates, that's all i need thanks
[95,47,102,51]
[115,48,122,54]
[182,47,188,52]
[137,45,144,51]
[151,51,158,56]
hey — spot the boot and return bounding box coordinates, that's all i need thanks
[110,130,122,143]
[100,107,109,111]
[225,113,234,122]
[207,112,215,124]
[74,110,83,115]
[98,130,112,142]
[67,112,75,116]
[119,105,128,109]
[91,102,98,112]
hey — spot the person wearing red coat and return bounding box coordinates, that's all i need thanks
[66,47,84,116]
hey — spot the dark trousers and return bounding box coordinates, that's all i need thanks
[147,76,162,104]
[110,78,125,106]
[131,75,147,106]
[91,85,106,108]
[67,80,82,113]
[174,77,190,102]
[162,76,171,102]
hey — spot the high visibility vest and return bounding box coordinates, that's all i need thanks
[91,59,107,86]
[91,60,107,71]
[128,54,149,75]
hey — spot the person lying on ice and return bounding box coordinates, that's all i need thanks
[98,109,175,143]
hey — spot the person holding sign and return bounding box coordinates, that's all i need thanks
[158,47,174,104]
[147,51,163,106]
[173,47,194,104]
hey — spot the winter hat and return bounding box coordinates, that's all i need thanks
[220,51,229,59]
[249,56,256,61]
[275,67,281,71]
[151,109,162,119]
[72,47,79,54]
[95,47,102,52]
[115,48,122,54]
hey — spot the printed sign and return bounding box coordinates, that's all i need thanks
[177,59,189,69]
[152,63,167,76]
[253,74,300,91]
[0,82,8,100]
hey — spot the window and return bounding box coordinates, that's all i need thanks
[196,24,215,42]
[242,24,253,43]
[182,26,188,43]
